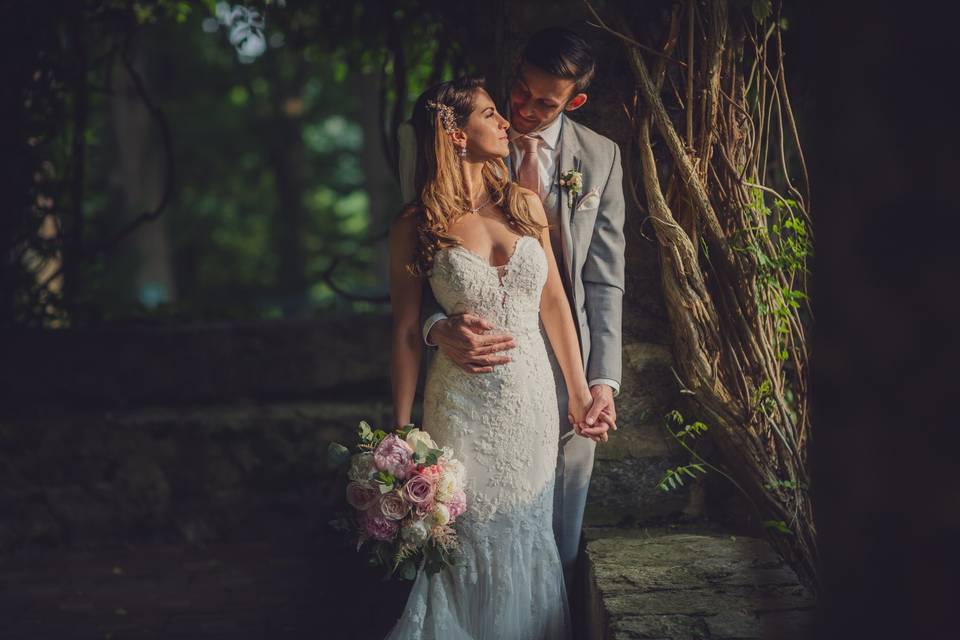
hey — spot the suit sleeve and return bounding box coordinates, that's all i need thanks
[582,141,625,390]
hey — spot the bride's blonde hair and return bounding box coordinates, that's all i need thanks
[402,77,545,276]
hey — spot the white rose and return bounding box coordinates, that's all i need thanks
[404,428,437,451]
[401,518,430,545]
[347,452,376,481]
[435,472,457,503]
[442,458,465,484]
[430,503,450,527]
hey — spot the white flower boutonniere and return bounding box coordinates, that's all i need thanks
[559,169,583,208]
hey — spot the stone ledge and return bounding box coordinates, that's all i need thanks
[582,526,815,640]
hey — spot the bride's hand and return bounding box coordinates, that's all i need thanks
[567,388,609,443]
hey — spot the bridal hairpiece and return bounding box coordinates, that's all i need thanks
[426,100,458,133]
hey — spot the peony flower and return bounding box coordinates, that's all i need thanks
[361,510,400,542]
[435,471,457,503]
[373,434,416,480]
[403,472,437,508]
[347,452,377,482]
[429,503,450,527]
[445,488,466,519]
[400,518,430,545]
[379,491,410,521]
[345,481,379,511]
[404,428,437,451]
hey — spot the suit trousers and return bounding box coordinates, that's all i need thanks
[544,331,596,592]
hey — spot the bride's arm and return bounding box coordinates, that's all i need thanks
[523,193,593,426]
[388,210,423,429]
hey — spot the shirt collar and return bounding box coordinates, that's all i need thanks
[509,113,563,151]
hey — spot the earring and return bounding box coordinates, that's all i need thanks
[458,146,467,158]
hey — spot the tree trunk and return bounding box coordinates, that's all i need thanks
[586,0,819,594]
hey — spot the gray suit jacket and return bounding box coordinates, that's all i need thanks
[399,113,625,391]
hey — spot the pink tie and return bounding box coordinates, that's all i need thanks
[515,134,541,196]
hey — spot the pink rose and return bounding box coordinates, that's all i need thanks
[404,473,437,508]
[379,491,410,521]
[360,509,399,542]
[345,481,379,511]
[373,435,416,480]
[414,502,434,519]
[445,488,467,519]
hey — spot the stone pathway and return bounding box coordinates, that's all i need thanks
[0,524,815,640]
[0,533,409,639]
[582,524,816,639]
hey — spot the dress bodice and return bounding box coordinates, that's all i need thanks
[428,235,546,337]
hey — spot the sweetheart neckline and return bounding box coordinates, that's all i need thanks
[447,234,534,270]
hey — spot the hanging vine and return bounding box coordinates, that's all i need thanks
[585,0,818,593]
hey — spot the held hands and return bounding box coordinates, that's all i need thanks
[567,384,618,443]
[429,313,516,374]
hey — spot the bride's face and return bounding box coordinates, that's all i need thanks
[460,89,510,159]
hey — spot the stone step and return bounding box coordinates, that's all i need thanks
[581,525,816,640]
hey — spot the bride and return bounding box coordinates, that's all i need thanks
[385,76,605,639]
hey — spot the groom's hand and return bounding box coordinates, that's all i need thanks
[429,313,516,374]
[583,384,617,437]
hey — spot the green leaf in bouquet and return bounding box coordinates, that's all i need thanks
[413,440,444,465]
[375,471,396,493]
[397,423,416,439]
[358,421,374,443]
[327,442,351,470]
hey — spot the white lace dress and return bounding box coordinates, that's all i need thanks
[384,234,571,640]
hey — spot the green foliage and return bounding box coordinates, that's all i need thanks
[357,420,388,453]
[762,519,793,535]
[732,187,812,368]
[657,410,713,492]
[413,440,444,467]
[657,463,707,492]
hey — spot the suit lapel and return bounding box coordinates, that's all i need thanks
[557,115,578,283]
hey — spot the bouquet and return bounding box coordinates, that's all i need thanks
[327,421,466,580]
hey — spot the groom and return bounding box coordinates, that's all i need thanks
[408,28,625,593]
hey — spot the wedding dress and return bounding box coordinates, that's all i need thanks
[384,234,572,640]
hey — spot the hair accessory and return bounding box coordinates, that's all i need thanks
[457,146,467,158]
[426,99,458,133]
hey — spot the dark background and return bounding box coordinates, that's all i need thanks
[3,1,960,638]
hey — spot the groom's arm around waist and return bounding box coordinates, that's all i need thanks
[583,140,625,396]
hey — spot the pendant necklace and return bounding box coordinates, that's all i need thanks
[463,194,491,214]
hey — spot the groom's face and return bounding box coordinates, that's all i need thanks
[508,62,585,135]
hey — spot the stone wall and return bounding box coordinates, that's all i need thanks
[2,280,711,552]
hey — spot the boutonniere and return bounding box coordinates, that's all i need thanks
[559,169,583,208]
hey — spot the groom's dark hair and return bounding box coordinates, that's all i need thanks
[521,27,596,94]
